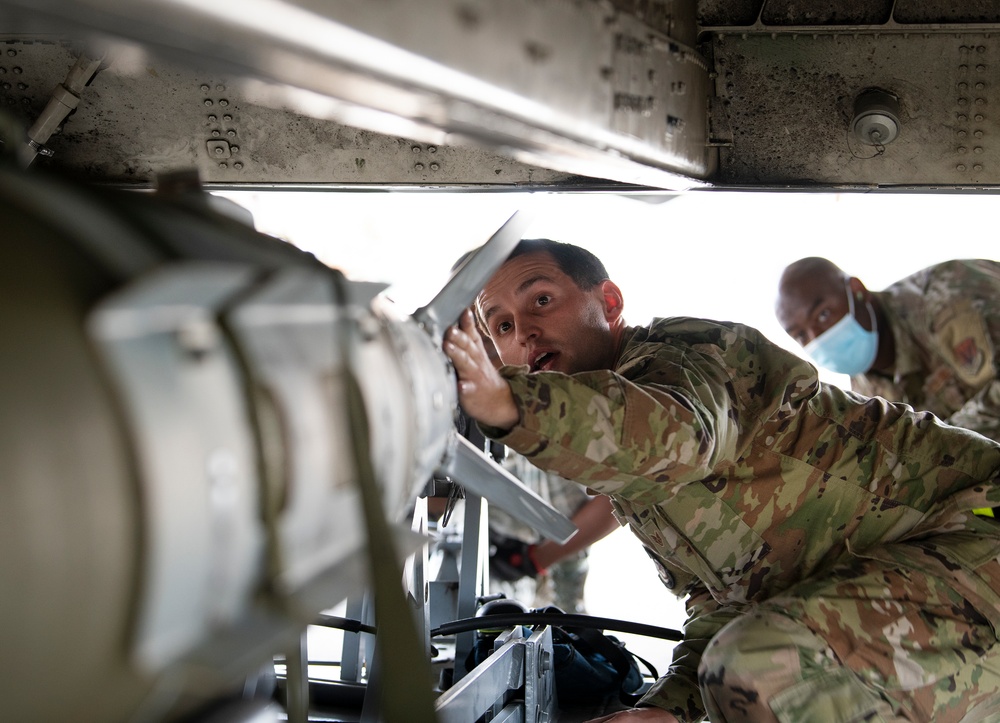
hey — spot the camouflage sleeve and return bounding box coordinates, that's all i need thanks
[948,381,1000,443]
[636,584,742,723]
[487,361,742,501]
[924,262,1000,440]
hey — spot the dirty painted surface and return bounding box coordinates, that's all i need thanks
[711,33,997,186]
[2,2,1000,190]
[7,40,571,187]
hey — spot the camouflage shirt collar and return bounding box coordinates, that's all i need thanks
[861,290,923,384]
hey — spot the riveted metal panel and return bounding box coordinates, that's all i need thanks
[711,32,999,186]
[0,0,712,189]
[1,37,573,187]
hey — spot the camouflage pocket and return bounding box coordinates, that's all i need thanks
[643,491,769,603]
[769,667,899,723]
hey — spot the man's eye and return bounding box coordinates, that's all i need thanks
[817,309,830,324]
[536,295,551,307]
[496,321,512,334]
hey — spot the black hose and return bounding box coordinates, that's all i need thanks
[313,613,377,636]
[430,612,683,641]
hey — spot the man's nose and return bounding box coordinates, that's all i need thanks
[513,315,539,344]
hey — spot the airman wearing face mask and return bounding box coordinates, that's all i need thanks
[776,257,1000,443]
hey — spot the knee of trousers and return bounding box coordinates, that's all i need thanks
[698,610,895,723]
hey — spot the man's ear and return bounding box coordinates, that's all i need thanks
[599,280,625,322]
[847,276,868,301]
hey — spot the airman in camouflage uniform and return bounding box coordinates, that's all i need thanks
[777,258,1000,442]
[490,452,596,613]
[444,240,1000,723]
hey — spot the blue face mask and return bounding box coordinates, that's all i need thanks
[804,284,879,376]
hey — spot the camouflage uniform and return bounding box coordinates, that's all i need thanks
[484,317,1000,722]
[490,453,593,613]
[851,259,1000,443]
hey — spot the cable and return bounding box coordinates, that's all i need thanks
[431,612,683,642]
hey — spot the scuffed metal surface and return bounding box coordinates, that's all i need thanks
[7,39,575,187]
[697,0,762,26]
[697,1,1000,28]
[759,1,891,26]
[711,32,997,185]
[0,0,712,190]
[894,2,1000,25]
[1,2,1000,189]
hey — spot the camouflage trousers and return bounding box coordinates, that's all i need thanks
[699,554,1000,722]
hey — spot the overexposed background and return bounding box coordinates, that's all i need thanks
[220,188,1000,674]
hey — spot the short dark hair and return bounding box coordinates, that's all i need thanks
[472,238,610,335]
[507,239,609,290]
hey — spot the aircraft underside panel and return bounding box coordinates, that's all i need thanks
[0,0,713,190]
[709,30,1000,187]
[0,1,999,189]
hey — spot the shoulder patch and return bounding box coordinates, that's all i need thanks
[953,336,986,375]
[933,302,994,388]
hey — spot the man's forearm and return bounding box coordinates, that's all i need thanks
[533,495,619,570]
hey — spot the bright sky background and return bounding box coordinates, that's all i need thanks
[220,188,1000,675]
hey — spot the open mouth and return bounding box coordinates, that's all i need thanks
[531,351,557,372]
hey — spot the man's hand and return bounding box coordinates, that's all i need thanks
[444,309,519,430]
[490,537,541,582]
[586,708,679,723]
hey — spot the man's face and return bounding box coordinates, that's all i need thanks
[776,273,852,347]
[476,251,618,374]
